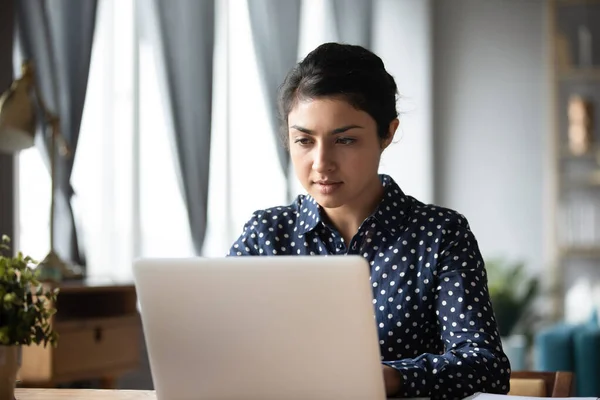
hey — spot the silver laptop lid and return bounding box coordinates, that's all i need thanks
[133,256,386,400]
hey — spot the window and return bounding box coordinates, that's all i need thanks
[16,146,50,261]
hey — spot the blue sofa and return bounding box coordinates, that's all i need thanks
[534,314,600,396]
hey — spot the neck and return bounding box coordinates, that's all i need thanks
[322,177,384,244]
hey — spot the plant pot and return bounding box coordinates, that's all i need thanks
[0,345,20,400]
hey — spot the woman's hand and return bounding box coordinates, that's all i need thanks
[382,365,402,396]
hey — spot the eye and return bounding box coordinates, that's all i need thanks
[294,137,312,146]
[336,137,356,145]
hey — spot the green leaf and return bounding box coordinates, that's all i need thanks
[486,258,540,337]
[0,235,59,346]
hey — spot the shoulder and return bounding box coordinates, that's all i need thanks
[399,195,481,262]
[404,195,472,234]
[380,175,471,236]
[229,195,309,256]
[239,195,307,233]
[232,195,307,243]
[401,197,483,272]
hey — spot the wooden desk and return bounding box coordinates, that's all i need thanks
[15,389,155,399]
[19,278,141,389]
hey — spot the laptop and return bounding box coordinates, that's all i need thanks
[133,256,387,400]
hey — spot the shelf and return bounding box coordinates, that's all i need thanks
[560,170,600,188]
[556,0,600,6]
[560,246,600,258]
[559,146,600,161]
[550,0,600,321]
[558,68,600,81]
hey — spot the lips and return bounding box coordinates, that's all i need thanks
[315,180,341,185]
[313,180,343,195]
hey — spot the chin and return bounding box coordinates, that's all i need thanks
[309,192,347,209]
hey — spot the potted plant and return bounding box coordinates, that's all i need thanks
[486,258,539,370]
[0,235,59,400]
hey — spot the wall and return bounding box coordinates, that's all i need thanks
[374,0,434,204]
[433,0,550,272]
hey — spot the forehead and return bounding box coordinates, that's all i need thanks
[288,97,373,128]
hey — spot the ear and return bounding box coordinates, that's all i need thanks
[381,119,399,150]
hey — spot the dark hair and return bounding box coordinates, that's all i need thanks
[277,42,398,147]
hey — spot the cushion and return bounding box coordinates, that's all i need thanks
[573,323,600,396]
[534,323,577,372]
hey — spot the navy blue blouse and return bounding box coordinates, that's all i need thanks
[228,174,510,399]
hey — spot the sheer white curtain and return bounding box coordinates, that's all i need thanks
[71,0,136,280]
[203,0,287,257]
[73,0,195,280]
[16,143,50,261]
[13,24,50,262]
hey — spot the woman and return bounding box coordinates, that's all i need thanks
[229,42,510,399]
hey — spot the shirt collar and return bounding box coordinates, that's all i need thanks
[297,174,409,235]
[372,174,410,234]
[297,194,322,234]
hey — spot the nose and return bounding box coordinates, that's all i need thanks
[312,142,336,173]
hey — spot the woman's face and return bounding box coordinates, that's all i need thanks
[288,97,396,210]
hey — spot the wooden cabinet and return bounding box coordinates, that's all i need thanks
[18,279,141,388]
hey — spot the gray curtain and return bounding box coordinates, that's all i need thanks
[0,0,16,251]
[247,0,301,202]
[332,0,374,49]
[150,0,215,255]
[16,0,97,266]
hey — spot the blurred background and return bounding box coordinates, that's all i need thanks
[1,0,600,394]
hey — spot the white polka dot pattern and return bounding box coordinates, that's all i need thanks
[228,174,511,399]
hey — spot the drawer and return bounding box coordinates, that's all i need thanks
[53,315,140,378]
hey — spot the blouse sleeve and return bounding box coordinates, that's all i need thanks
[383,215,511,400]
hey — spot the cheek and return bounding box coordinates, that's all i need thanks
[342,146,381,168]
[289,148,311,171]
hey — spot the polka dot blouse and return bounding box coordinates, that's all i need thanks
[228,174,511,399]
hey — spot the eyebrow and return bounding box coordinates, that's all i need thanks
[290,124,364,134]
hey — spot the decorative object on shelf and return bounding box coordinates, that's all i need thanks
[559,194,600,248]
[0,235,59,400]
[567,94,594,156]
[0,60,83,282]
[486,258,540,370]
[577,24,593,68]
[555,32,573,71]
